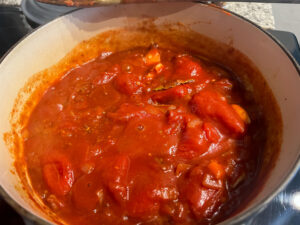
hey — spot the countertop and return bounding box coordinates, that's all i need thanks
[0,1,276,28]
[1,1,300,42]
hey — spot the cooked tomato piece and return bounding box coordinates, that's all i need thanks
[203,122,222,143]
[127,160,177,220]
[127,193,159,220]
[115,73,143,95]
[174,55,203,79]
[190,89,246,134]
[202,173,223,190]
[166,107,189,134]
[175,163,192,177]
[160,202,188,222]
[208,160,225,179]
[102,155,130,203]
[177,125,210,159]
[151,85,190,104]
[182,166,225,219]
[167,106,187,124]
[185,183,223,219]
[42,154,74,196]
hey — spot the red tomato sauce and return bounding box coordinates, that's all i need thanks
[23,46,265,224]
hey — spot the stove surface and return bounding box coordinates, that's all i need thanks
[0,5,299,225]
[0,6,31,56]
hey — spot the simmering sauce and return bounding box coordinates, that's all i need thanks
[23,46,266,224]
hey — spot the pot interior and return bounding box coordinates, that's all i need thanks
[0,3,299,224]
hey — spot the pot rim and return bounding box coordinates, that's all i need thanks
[222,154,300,223]
[210,4,300,224]
[0,3,299,225]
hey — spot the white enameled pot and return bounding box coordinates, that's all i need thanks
[0,3,299,225]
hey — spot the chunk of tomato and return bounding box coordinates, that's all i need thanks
[174,55,203,79]
[115,73,142,95]
[190,89,245,134]
[177,125,210,159]
[183,179,224,219]
[166,107,188,134]
[151,85,190,104]
[102,155,130,203]
[203,122,222,143]
[42,154,74,196]
[127,193,159,220]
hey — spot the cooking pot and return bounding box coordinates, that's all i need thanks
[0,2,299,225]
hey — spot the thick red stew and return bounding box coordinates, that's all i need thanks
[23,46,264,224]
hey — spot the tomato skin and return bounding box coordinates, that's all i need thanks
[42,154,74,196]
[190,89,245,134]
